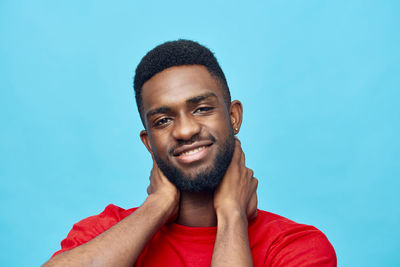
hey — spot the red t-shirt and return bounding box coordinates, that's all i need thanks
[52,204,336,266]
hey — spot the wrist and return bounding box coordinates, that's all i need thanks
[215,206,248,227]
[145,193,178,217]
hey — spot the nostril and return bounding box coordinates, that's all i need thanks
[171,119,201,140]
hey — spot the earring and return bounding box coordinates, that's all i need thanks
[235,127,238,132]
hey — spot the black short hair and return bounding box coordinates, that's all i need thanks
[134,39,231,127]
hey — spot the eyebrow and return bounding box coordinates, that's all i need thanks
[146,106,172,120]
[186,92,218,104]
[145,92,218,120]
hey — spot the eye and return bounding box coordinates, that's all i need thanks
[194,106,214,113]
[153,117,171,127]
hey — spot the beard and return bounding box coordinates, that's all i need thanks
[153,131,235,193]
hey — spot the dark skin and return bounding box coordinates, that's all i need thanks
[141,65,258,265]
[43,65,258,267]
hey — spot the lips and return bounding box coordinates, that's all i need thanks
[172,140,213,164]
[172,140,213,156]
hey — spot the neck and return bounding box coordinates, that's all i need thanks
[175,191,216,227]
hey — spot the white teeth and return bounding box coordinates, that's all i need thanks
[180,146,206,156]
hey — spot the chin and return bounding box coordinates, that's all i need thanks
[155,134,235,193]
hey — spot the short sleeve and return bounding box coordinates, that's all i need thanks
[51,204,136,258]
[267,225,337,267]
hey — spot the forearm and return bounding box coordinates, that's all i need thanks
[211,209,253,267]
[43,195,173,267]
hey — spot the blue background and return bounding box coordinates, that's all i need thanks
[1,0,399,266]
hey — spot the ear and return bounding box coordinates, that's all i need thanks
[140,130,153,156]
[229,100,243,135]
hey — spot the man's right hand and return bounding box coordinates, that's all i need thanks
[43,161,180,267]
[147,161,180,223]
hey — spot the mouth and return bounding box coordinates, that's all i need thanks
[173,141,213,164]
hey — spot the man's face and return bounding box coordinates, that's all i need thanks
[140,65,241,192]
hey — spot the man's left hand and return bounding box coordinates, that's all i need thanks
[213,138,258,220]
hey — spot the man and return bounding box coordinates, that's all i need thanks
[44,40,336,266]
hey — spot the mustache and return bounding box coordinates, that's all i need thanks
[168,134,216,155]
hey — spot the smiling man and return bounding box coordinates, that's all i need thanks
[44,40,337,267]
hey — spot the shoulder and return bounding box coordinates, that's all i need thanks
[251,210,337,266]
[52,204,137,257]
[66,204,137,236]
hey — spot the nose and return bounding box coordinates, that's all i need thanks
[171,114,201,141]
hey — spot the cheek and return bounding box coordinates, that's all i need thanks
[149,133,175,161]
[207,118,232,137]
[217,112,232,129]
[148,134,166,154]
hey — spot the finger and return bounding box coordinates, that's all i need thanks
[248,191,258,220]
[235,138,245,165]
[234,136,242,144]
[240,148,245,166]
[240,146,245,166]
[152,160,163,182]
[152,160,171,185]
[233,138,241,159]
[149,169,154,180]
[251,177,259,193]
[247,168,254,180]
[234,138,245,164]
[152,160,158,171]
[148,169,155,194]
[155,164,167,181]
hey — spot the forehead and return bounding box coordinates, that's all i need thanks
[141,65,226,112]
